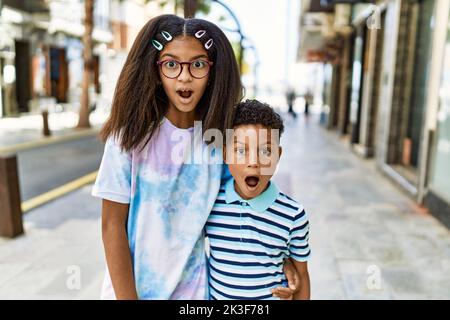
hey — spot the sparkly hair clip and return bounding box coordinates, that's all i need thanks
[195,29,213,50]
[152,30,173,51]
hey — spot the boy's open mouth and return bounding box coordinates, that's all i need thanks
[245,176,260,188]
[177,90,193,99]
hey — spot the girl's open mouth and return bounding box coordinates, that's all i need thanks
[177,90,193,99]
[245,176,260,188]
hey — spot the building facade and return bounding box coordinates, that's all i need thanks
[0,0,171,118]
[297,0,450,228]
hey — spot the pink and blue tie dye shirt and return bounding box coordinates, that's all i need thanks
[92,117,224,299]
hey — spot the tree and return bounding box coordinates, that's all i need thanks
[154,0,211,17]
[184,0,198,18]
[77,0,94,128]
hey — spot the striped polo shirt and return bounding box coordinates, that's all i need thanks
[205,177,311,300]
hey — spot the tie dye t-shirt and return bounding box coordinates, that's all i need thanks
[92,117,224,299]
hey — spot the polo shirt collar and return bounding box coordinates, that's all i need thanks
[225,177,279,212]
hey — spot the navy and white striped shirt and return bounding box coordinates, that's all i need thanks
[205,178,311,300]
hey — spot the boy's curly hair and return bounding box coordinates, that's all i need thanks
[233,99,284,137]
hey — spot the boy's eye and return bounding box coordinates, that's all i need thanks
[165,60,179,69]
[261,148,271,156]
[235,147,246,156]
[192,60,206,69]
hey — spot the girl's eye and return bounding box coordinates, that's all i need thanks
[192,60,206,69]
[165,60,178,69]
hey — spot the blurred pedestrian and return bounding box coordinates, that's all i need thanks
[304,90,313,117]
[91,14,298,300]
[286,87,297,119]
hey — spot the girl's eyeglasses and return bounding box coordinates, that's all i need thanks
[157,59,213,79]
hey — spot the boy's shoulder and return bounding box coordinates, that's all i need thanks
[272,187,306,219]
[216,179,307,220]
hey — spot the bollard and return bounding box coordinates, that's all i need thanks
[0,154,24,238]
[42,110,51,137]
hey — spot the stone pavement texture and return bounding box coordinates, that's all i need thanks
[0,114,449,299]
[276,115,450,300]
[0,184,103,299]
[0,110,107,148]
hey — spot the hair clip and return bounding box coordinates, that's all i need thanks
[205,39,213,50]
[152,39,163,51]
[161,30,172,41]
[195,30,206,38]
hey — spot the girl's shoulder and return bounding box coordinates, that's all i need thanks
[103,133,133,163]
[107,120,165,156]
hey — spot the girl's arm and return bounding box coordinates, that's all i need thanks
[291,260,310,300]
[102,199,138,300]
[271,258,301,299]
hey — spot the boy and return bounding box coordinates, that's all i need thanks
[206,99,311,300]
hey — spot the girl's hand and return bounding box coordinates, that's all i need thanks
[283,258,301,292]
[271,287,295,300]
[271,258,301,299]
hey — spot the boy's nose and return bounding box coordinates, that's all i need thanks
[247,162,259,168]
[247,151,259,167]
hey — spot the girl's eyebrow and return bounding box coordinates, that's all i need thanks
[160,53,209,60]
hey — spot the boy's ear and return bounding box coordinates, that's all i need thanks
[278,146,283,159]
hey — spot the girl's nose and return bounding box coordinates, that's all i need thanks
[178,65,193,82]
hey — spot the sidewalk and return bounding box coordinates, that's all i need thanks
[0,184,104,299]
[0,110,108,153]
[276,115,450,299]
[0,114,449,299]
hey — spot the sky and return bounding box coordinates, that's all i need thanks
[199,0,302,98]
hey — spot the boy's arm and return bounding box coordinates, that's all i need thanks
[102,199,138,300]
[291,260,310,300]
[273,207,311,300]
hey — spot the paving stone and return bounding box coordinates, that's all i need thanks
[337,259,394,299]
[1,115,450,299]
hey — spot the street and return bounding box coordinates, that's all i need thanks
[1,0,449,303]
[17,136,103,201]
[1,114,449,299]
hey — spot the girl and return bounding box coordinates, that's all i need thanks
[92,14,297,300]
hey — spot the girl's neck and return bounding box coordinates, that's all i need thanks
[165,106,199,129]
